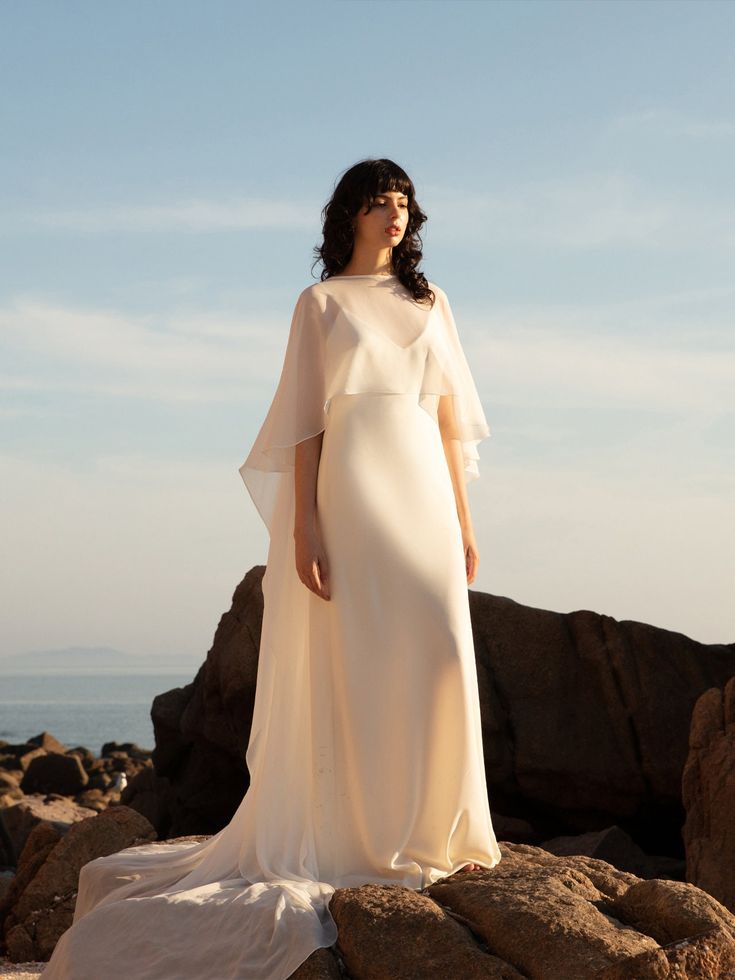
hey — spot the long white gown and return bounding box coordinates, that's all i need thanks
[41,272,502,980]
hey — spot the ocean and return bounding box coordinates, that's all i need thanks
[0,671,196,756]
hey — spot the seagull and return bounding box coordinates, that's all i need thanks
[111,772,128,792]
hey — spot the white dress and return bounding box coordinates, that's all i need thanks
[41,273,502,980]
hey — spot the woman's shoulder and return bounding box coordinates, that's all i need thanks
[426,279,446,301]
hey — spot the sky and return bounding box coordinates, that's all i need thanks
[1,0,733,664]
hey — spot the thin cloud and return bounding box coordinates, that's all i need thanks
[26,197,317,234]
[607,107,735,139]
[1,294,733,418]
[426,173,734,251]
[0,297,286,403]
[15,166,734,256]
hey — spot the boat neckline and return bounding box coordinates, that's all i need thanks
[331,273,396,279]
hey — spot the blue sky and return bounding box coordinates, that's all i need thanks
[1,0,733,661]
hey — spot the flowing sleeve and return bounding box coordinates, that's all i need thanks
[421,286,491,484]
[239,287,327,534]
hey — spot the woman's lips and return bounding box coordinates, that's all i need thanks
[386,227,401,235]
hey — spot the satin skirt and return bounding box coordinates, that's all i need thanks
[41,392,501,980]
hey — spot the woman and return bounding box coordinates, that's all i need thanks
[41,158,501,980]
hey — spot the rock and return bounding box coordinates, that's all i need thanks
[2,805,156,962]
[330,880,525,978]
[100,741,151,763]
[7,840,735,976]
[65,747,95,771]
[0,823,63,945]
[2,796,96,861]
[682,675,735,914]
[289,945,342,979]
[418,843,735,980]
[73,789,110,813]
[26,734,67,756]
[0,870,13,904]
[127,566,735,869]
[423,852,648,978]
[120,766,175,836]
[466,595,734,855]
[540,824,685,880]
[15,751,45,774]
[608,875,735,946]
[20,754,88,797]
[593,926,735,978]
[0,774,20,793]
[488,812,536,845]
[125,568,265,836]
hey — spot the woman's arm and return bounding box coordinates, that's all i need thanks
[438,394,480,585]
[294,433,331,600]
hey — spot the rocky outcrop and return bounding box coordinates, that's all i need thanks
[2,832,734,977]
[2,571,733,973]
[132,566,266,837]
[320,842,735,978]
[0,806,156,962]
[682,675,735,913]
[126,566,735,869]
[540,824,684,881]
[0,734,155,868]
[466,593,733,854]
[2,796,97,865]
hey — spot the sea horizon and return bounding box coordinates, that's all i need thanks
[0,669,197,756]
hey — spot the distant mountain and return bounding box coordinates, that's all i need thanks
[0,645,201,674]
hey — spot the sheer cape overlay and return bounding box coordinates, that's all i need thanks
[239,275,491,533]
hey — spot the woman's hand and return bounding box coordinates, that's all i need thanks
[294,522,331,601]
[461,524,480,585]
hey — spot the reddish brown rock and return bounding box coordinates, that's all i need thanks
[119,765,175,834]
[541,824,685,881]
[126,566,735,870]
[682,675,735,915]
[15,751,45,774]
[2,797,96,863]
[26,734,67,756]
[425,857,652,977]
[136,568,266,836]
[2,805,156,962]
[420,844,735,980]
[3,839,734,977]
[330,880,525,978]
[0,773,20,794]
[20,754,88,797]
[0,823,63,955]
[289,945,343,979]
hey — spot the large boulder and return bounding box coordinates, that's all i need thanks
[139,566,265,837]
[2,796,97,864]
[20,753,89,796]
[125,566,735,871]
[466,593,733,856]
[1,805,156,962]
[682,675,735,913]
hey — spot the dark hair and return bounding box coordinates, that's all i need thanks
[311,158,435,306]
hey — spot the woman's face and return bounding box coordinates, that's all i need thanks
[353,190,408,249]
